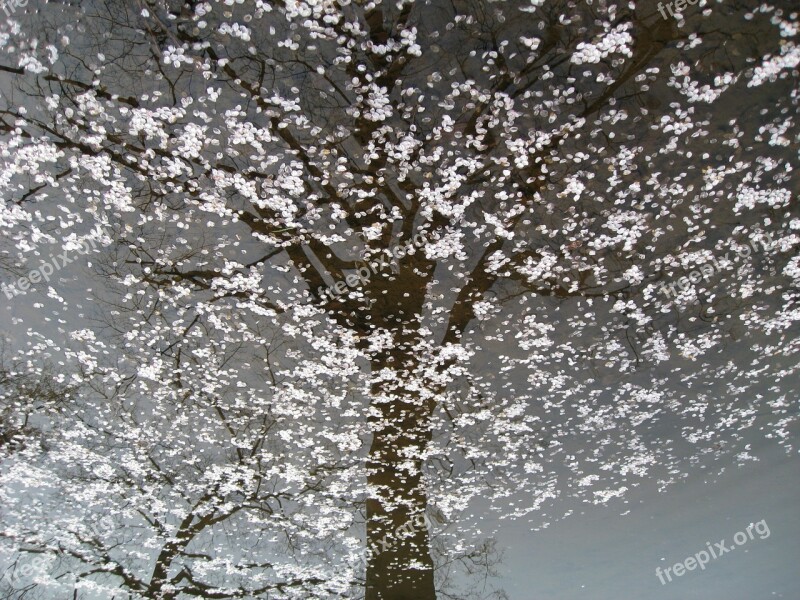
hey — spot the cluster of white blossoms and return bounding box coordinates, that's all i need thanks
[218,22,252,42]
[733,185,792,213]
[748,41,800,87]
[519,35,541,51]
[669,71,737,103]
[399,26,422,57]
[590,211,649,253]
[757,117,793,147]
[162,45,194,69]
[570,23,633,65]
[362,83,393,122]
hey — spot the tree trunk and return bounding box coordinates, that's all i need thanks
[365,351,436,600]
